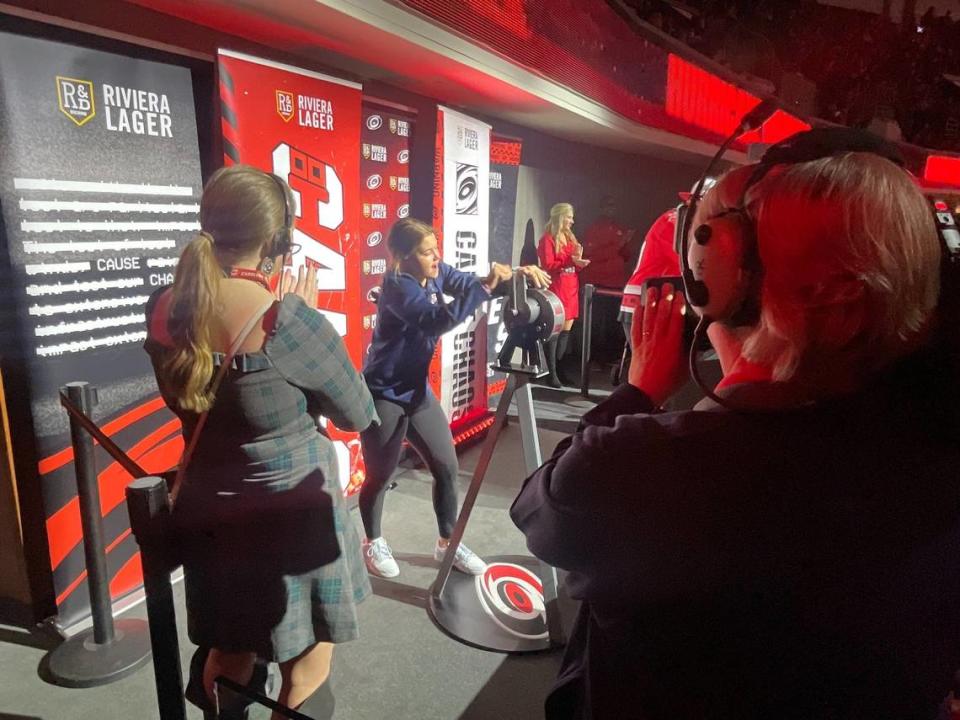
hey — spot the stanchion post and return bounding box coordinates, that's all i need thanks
[581,284,594,397]
[66,381,114,644]
[127,476,186,720]
[46,382,152,688]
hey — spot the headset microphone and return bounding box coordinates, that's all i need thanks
[676,99,778,410]
[679,99,779,318]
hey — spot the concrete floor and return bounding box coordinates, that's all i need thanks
[0,378,607,720]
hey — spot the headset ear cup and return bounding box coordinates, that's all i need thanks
[271,227,292,258]
[685,213,753,322]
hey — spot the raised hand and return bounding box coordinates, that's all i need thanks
[627,282,688,406]
[280,264,319,309]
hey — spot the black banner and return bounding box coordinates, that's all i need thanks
[0,32,202,626]
[487,138,522,405]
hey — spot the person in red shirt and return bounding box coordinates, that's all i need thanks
[619,179,717,350]
[581,196,632,289]
[538,202,589,387]
[619,208,679,347]
[581,196,635,363]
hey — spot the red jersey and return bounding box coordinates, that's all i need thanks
[620,209,679,314]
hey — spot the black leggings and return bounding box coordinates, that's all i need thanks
[358,392,459,539]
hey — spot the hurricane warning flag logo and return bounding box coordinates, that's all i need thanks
[276,90,294,123]
[56,76,95,127]
[475,563,547,640]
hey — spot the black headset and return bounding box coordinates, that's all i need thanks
[267,171,295,257]
[677,110,960,409]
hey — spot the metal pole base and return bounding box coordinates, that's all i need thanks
[427,554,556,653]
[46,618,152,688]
[428,373,565,654]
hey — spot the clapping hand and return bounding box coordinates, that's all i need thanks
[279,263,319,309]
[627,282,687,406]
[571,240,589,268]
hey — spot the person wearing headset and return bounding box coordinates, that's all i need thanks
[511,130,960,720]
[359,218,550,578]
[145,165,378,718]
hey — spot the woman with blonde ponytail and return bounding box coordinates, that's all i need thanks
[144,164,377,719]
[537,202,590,387]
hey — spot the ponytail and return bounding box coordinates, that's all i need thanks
[161,231,220,412]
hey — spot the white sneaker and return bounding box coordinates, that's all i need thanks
[362,537,399,578]
[434,540,487,575]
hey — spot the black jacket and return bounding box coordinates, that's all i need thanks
[363,262,490,407]
[512,361,960,720]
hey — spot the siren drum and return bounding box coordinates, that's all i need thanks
[503,287,565,341]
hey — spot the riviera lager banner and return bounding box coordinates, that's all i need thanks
[217,49,364,492]
[0,32,202,627]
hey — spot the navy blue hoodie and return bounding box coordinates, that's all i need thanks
[363,262,490,407]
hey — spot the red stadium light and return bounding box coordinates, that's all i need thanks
[924,155,960,188]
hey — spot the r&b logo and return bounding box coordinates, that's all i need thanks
[56,76,96,127]
[276,90,294,123]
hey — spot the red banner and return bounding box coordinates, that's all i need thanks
[217,49,363,492]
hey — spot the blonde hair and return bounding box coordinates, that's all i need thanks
[546,203,575,251]
[694,153,940,381]
[387,218,436,273]
[163,165,293,412]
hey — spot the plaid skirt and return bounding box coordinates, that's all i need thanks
[180,485,370,663]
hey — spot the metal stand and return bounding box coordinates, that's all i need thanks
[127,476,187,720]
[581,283,595,398]
[47,382,152,688]
[427,372,565,653]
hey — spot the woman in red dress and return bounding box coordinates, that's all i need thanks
[537,202,589,387]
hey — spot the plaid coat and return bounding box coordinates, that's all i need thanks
[145,292,377,661]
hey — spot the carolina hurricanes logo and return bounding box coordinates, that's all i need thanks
[367,174,382,190]
[398,149,410,164]
[397,203,410,218]
[366,114,383,131]
[475,563,547,640]
[366,231,383,247]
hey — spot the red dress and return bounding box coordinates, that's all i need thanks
[538,232,581,321]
